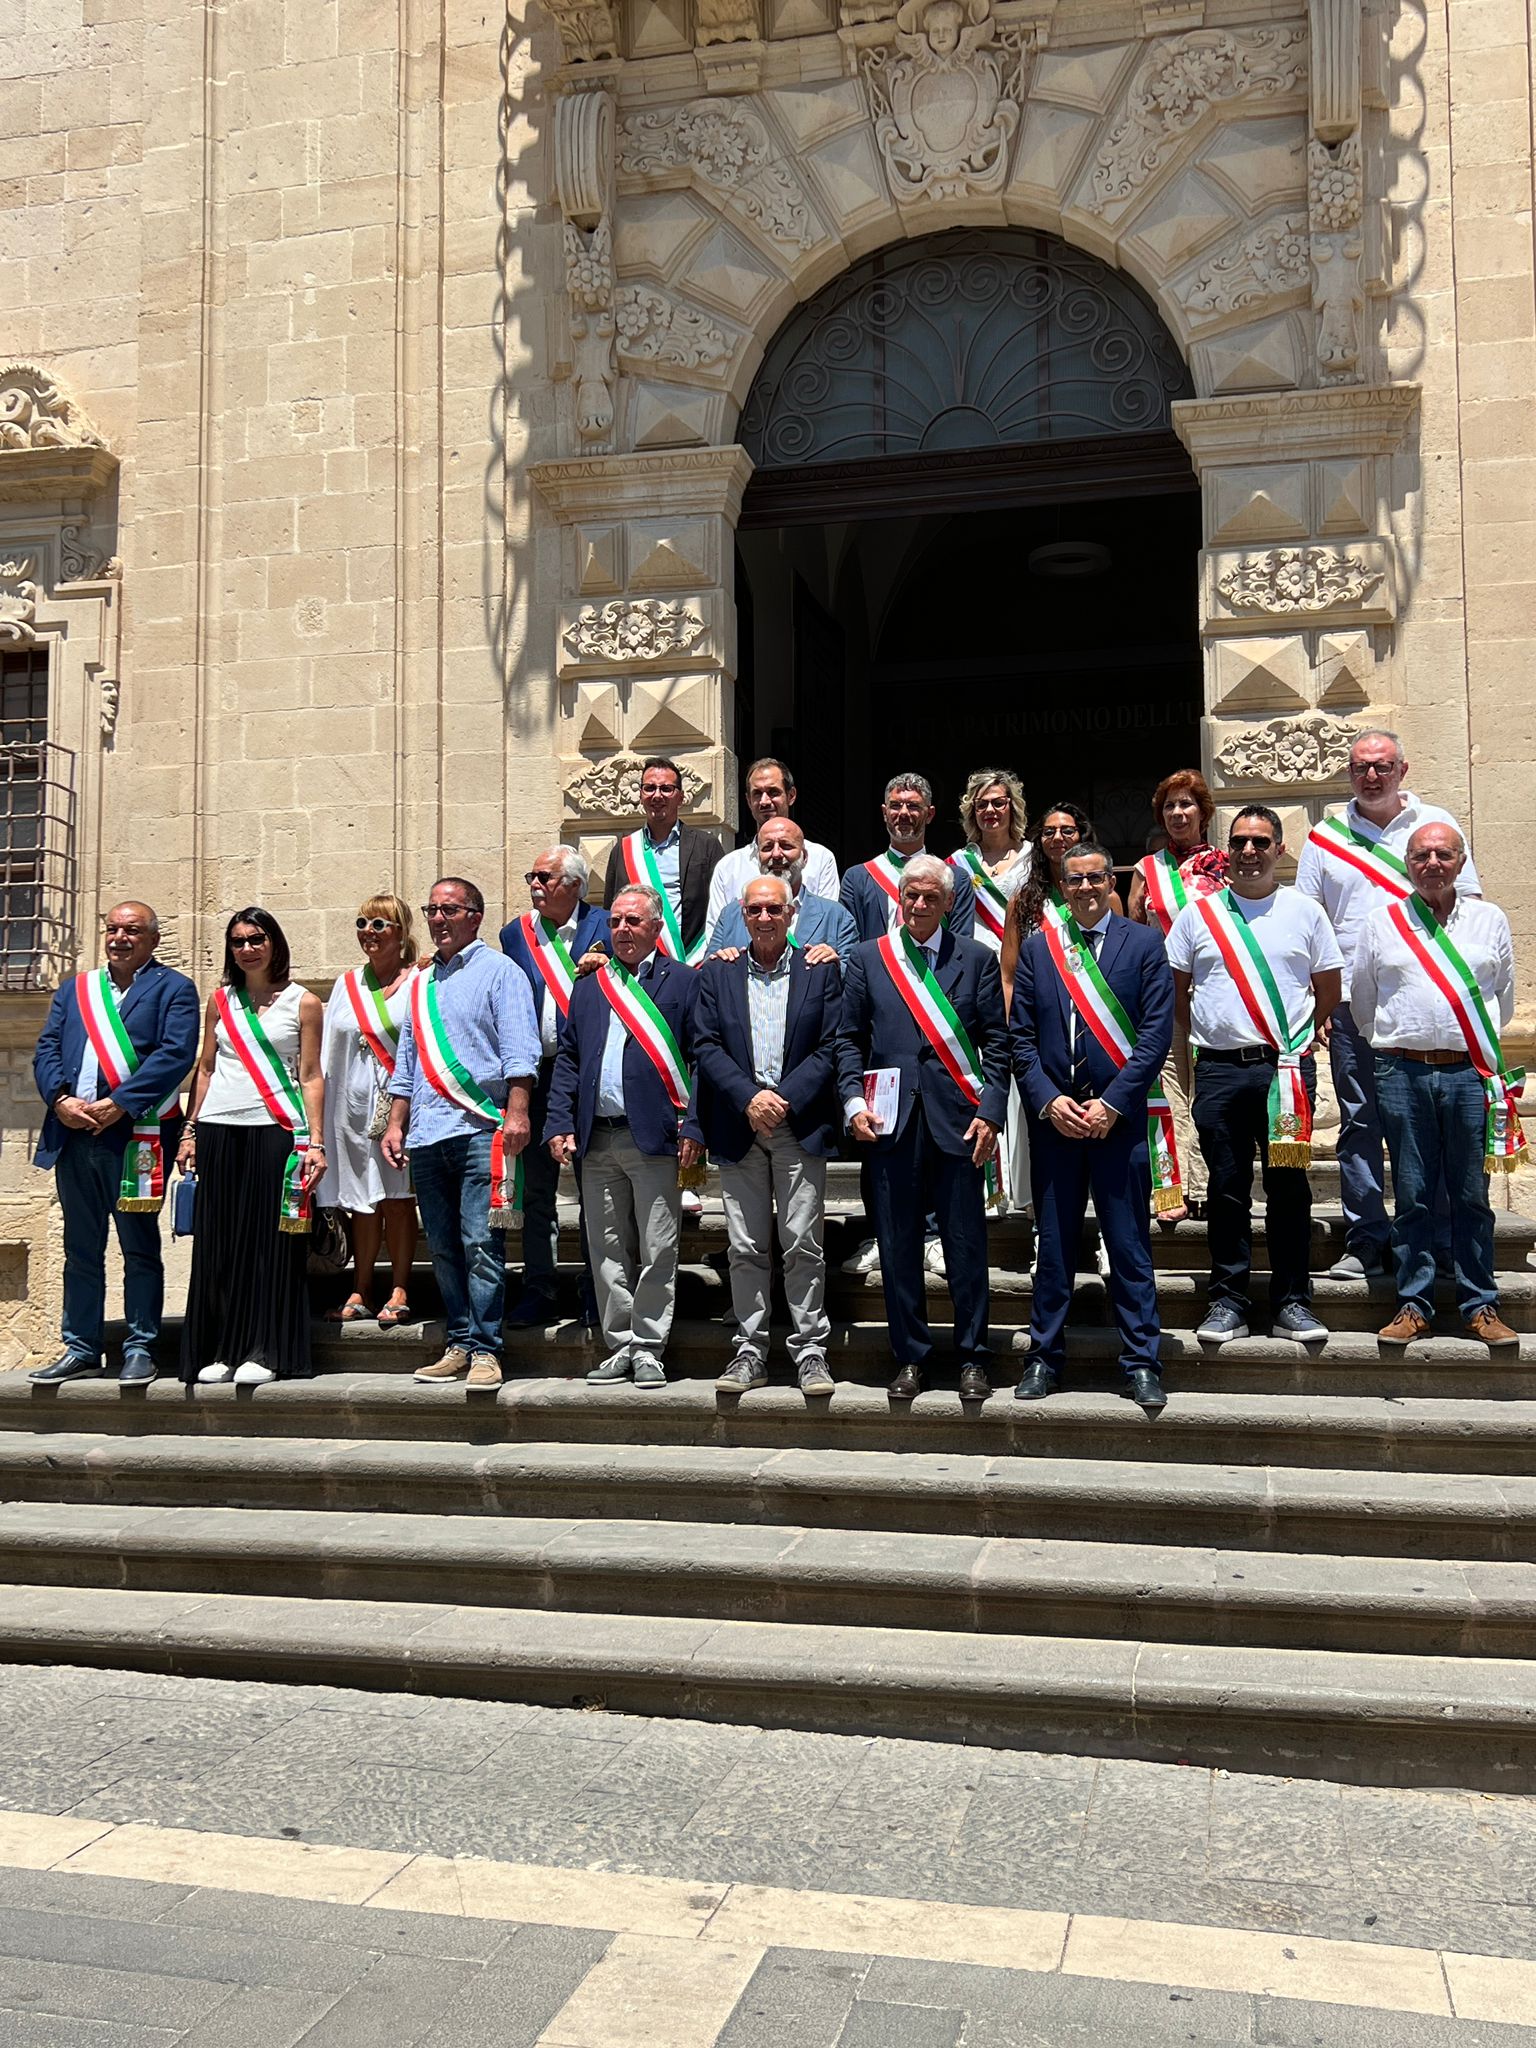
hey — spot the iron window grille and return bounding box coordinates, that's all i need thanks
[0,650,77,991]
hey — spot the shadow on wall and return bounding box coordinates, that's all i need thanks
[1383,0,1428,620]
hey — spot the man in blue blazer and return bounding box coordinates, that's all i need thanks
[31,901,200,1384]
[689,876,842,1399]
[1011,842,1174,1412]
[545,883,702,1389]
[498,845,610,1328]
[840,772,975,944]
[836,856,1008,1402]
[705,820,859,959]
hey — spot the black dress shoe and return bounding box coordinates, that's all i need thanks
[888,1364,923,1401]
[28,1354,103,1384]
[958,1365,991,1402]
[504,1292,558,1330]
[1125,1368,1167,1413]
[118,1353,156,1384]
[1012,1362,1057,1401]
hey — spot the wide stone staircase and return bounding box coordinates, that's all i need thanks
[1,1158,1535,1788]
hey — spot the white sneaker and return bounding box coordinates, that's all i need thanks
[1096,1236,1112,1279]
[681,1188,704,1220]
[842,1237,881,1276]
[197,1362,232,1384]
[233,1361,276,1386]
[923,1237,947,1278]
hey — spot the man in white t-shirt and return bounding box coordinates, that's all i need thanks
[706,757,839,937]
[1295,728,1480,1280]
[1167,805,1343,1345]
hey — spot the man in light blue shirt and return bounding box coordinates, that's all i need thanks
[384,876,539,1388]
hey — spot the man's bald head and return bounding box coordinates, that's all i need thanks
[103,901,160,979]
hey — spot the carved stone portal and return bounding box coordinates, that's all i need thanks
[555,91,619,451]
[562,597,707,664]
[0,558,39,646]
[565,751,707,816]
[1217,711,1360,784]
[858,0,1035,204]
[1217,545,1384,615]
[0,364,109,452]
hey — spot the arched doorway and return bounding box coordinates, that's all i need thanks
[734,226,1202,867]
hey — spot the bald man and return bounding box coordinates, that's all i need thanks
[32,902,200,1383]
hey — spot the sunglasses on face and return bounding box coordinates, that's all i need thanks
[231,935,268,950]
[525,871,563,886]
[1230,834,1274,850]
[1063,872,1111,888]
[422,903,474,919]
[355,917,398,932]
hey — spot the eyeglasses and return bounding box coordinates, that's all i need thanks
[1230,834,1274,850]
[1063,872,1111,888]
[355,917,399,932]
[1040,825,1080,841]
[974,795,1010,810]
[1349,762,1395,778]
[231,934,268,950]
[422,902,474,919]
[610,912,654,928]
[524,871,562,886]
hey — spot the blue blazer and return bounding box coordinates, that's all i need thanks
[33,959,201,1170]
[705,889,859,958]
[1010,913,1173,1121]
[834,930,1008,1154]
[686,951,842,1162]
[840,858,975,944]
[497,904,611,1043]
[545,952,699,1160]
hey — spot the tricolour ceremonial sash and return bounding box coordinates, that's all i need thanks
[863,852,906,917]
[407,970,524,1228]
[1038,912,1182,1210]
[1306,816,1412,900]
[955,847,1008,945]
[1194,891,1314,1166]
[1139,850,1191,938]
[620,831,705,966]
[1386,895,1528,1172]
[875,929,1002,1208]
[521,913,577,1018]
[596,961,690,1111]
[343,965,405,1074]
[76,969,180,1214]
[213,986,312,1231]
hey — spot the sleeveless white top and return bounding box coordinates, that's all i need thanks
[199,981,305,1127]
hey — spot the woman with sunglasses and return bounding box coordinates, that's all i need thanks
[950,770,1031,1211]
[317,894,421,1326]
[177,908,325,1385]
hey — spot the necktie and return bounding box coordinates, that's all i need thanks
[1070,928,1101,1099]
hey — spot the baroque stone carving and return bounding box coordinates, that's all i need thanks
[1308,135,1364,382]
[1309,0,1360,142]
[618,101,816,249]
[615,287,732,371]
[563,598,708,663]
[1089,27,1308,211]
[1182,215,1308,318]
[696,0,760,46]
[566,752,706,815]
[1309,134,1361,230]
[1217,711,1360,784]
[100,675,121,742]
[555,92,619,450]
[0,558,38,646]
[859,0,1035,204]
[1217,546,1384,614]
[0,363,108,451]
[59,523,119,583]
[540,0,620,64]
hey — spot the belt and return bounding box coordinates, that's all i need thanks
[1197,1045,1279,1065]
[591,1115,629,1130]
[1382,1049,1473,1067]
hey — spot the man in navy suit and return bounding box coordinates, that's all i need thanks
[31,901,200,1384]
[836,856,1008,1402]
[689,876,843,1399]
[839,773,976,944]
[705,820,859,959]
[1011,842,1174,1412]
[498,845,610,1328]
[545,884,702,1389]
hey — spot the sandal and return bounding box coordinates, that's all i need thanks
[376,1300,412,1330]
[323,1295,375,1324]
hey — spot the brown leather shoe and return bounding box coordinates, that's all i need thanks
[414,1347,470,1381]
[466,1355,504,1387]
[1464,1306,1520,1349]
[1377,1307,1431,1346]
[888,1364,923,1401]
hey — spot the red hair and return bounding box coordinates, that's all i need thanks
[1151,769,1214,834]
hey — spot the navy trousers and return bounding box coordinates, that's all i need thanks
[1025,1116,1160,1380]
[868,1098,990,1368]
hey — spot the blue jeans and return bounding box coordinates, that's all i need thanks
[1374,1055,1496,1319]
[410,1130,505,1357]
[54,1131,165,1363]
[1329,1007,1391,1256]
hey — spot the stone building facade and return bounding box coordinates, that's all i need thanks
[0,0,1532,1354]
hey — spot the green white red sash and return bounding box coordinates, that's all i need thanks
[1194,892,1314,1166]
[875,928,1002,1208]
[1306,816,1412,900]
[408,970,525,1227]
[213,986,312,1231]
[954,847,1008,945]
[1386,895,1528,1172]
[521,914,577,1017]
[620,831,705,966]
[76,969,181,1213]
[343,965,405,1074]
[597,961,691,1111]
[1139,850,1191,938]
[1039,913,1182,1209]
[864,852,906,921]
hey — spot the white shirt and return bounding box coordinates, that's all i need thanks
[1166,887,1344,1050]
[708,838,839,935]
[1350,896,1515,1052]
[842,928,941,1123]
[536,910,582,1057]
[1293,792,1481,992]
[597,951,657,1116]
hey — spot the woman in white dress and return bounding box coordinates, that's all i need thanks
[950,770,1032,1213]
[318,893,419,1326]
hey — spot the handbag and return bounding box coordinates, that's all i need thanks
[171,1170,197,1240]
[365,1046,391,1140]
[307,1206,351,1276]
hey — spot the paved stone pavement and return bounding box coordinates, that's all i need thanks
[0,1664,1531,2042]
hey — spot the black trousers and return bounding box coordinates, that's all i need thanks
[868,1100,989,1367]
[1191,1051,1316,1314]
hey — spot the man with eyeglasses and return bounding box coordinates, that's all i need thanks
[1295,729,1480,1281]
[1010,844,1174,1412]
[383,878,540,1389]
[840,773,975,944]
[705,758,840,937]
[1167,808,1343,1345]
[498,848,610,1330]
[1350,823,1521,1351]
[30,902,200,1384]
[601,757,724,967]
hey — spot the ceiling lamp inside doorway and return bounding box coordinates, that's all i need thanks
[1028,541,1111,578]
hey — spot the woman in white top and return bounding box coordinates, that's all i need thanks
[318,892,419,1327]
[176,908,325,1386]
[950,769,1032,1211]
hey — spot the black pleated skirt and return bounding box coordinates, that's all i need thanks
[179,1122,314,1381]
